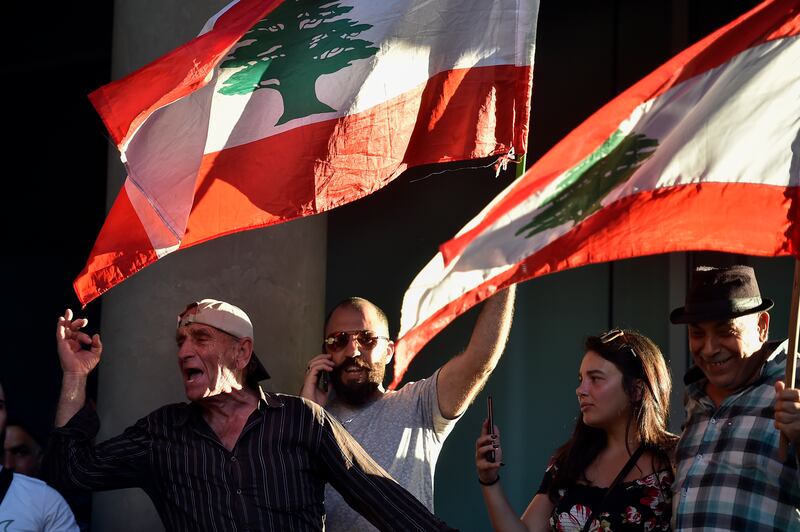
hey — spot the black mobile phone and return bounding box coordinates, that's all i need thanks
[317,370,329,393]
[487,395,496,463]
[318,342,331,393]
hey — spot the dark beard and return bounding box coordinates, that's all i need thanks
[331,358,384,406]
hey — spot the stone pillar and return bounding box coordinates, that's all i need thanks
[92,3,327,530]
[668,252,689,432]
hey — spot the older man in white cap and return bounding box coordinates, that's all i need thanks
[45,300,454,532]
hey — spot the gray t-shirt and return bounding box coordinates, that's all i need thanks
[323,369,458,531]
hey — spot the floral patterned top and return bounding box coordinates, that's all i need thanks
[536,463,673,531]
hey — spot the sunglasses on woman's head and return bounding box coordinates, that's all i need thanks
[599,329,660,405]
[324,330,390,352]
[600,329,638,359]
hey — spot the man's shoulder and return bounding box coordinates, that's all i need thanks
[9,472,47,489]
[390,371,437,397]
[268,392,306,407]
[354,376,433,411]
[393,372,445,411]
[4,473,76,529]
[358,376,439,421]
[10,472,65,499]
[267,392,329,420]
[763,339,791,380]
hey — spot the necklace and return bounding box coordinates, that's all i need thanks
[332,401,376,425]
[338,406,367,425]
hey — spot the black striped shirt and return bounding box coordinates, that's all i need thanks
[45,391,454,531]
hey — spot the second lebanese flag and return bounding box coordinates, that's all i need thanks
[74,0,539,305]
[393,0,800,387]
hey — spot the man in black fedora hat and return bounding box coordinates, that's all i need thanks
[670,265,800,530]
[44,300,454,531]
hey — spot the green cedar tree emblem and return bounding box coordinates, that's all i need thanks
[219,0,379,125]
[515,131,659,238]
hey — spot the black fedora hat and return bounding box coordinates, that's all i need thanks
[670,265,773,324]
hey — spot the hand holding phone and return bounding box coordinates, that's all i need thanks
[300,354,334,406]
[317,370,330,393]
[486,395,496,463]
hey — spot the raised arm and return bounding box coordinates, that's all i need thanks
[437,285,515,418]
[55,309,102,427]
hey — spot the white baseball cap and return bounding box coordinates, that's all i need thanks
[178,299,270,381]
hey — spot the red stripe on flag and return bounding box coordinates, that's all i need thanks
[89,0,283,148]
[439,0,798,266]
[180,65,529,247]
[73,187,159,305]
[405,66,533,165]
[392,181,799,387]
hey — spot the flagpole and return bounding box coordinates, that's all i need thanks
[516,154,527,178]
[779,258,800,459]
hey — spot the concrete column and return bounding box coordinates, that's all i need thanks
[668,252,689,432]
[92,3,327,530]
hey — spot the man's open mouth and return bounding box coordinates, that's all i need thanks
[185,368,204,382]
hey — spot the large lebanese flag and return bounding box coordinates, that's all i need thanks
[392,0,800,387]
[74,0,539,305]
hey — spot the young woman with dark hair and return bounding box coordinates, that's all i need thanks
[475,329,678,531]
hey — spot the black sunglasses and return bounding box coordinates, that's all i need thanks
[324,330,389,352]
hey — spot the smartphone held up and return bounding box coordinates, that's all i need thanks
[487,395,496,463]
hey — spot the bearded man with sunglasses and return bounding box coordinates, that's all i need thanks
[670,265,800,530]
[301,287,516,531]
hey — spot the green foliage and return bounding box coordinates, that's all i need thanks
[516,132,659,238]
[219,1,379,125]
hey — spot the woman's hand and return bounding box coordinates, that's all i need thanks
[476,418,503,485]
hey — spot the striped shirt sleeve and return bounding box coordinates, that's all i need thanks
[44,404,151,492]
